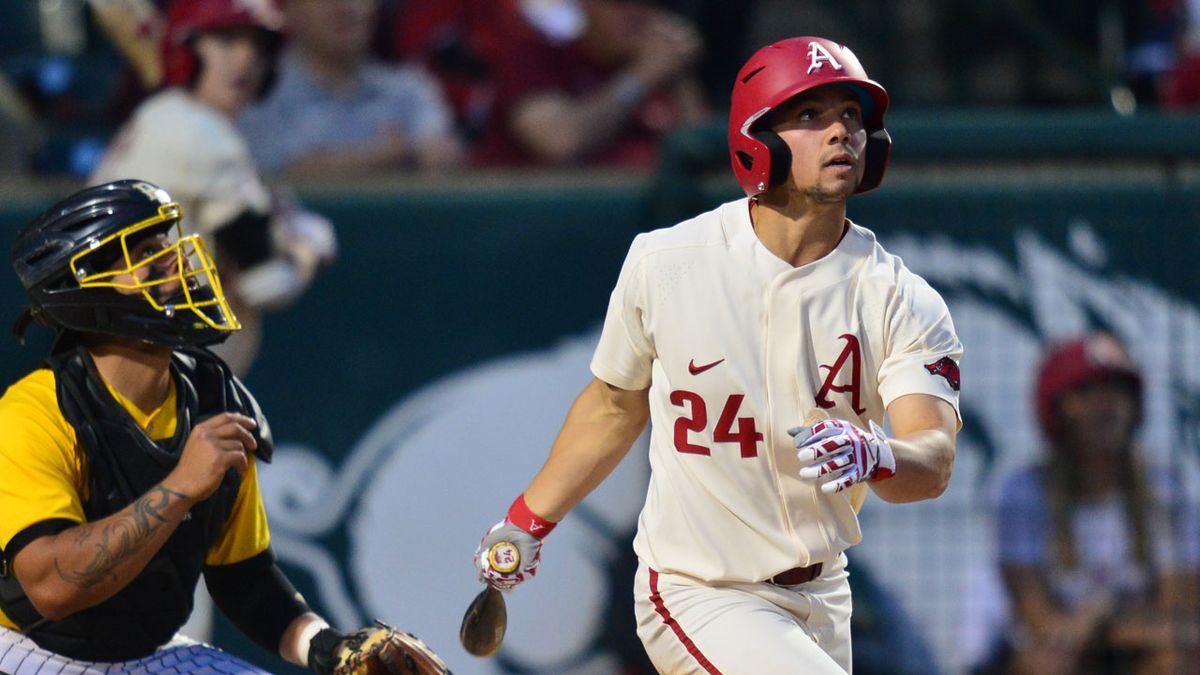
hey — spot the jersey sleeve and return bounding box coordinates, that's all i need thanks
[0,372,87,554]
[877,271,963,422]
[590,234,655,390]
[204,453,271,566]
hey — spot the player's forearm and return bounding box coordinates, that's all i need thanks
[512,74,647,164]
[869,428,954,503]
[279,612,328,666]
[525,378,650,521]
[1003,568,1076,638]
[14,483,196,620]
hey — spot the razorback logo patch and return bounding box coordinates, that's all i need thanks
[924,357,960,391]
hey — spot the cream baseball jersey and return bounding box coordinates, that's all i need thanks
[91,89,272,238]
[591,198,962,583]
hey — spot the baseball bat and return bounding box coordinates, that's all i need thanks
[88,0,166,88]
[460,541,513,657]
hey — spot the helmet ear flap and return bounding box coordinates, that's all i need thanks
[856,128,891,193]
[751,130,792,192]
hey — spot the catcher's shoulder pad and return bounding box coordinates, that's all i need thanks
[335,621,452,675]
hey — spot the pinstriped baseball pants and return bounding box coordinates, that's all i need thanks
[0,628,270,675]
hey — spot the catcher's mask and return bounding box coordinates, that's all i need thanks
[728,36,891,197]
[12,179,240,351]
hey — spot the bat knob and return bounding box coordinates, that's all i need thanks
[487,540,520,574]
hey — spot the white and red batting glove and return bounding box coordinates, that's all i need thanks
[790,418,896,494]
[474,494,557,591]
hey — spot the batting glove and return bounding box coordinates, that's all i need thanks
[474,494,557,591]
[790,418,896,494]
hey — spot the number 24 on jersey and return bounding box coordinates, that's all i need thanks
[670,390,763,458]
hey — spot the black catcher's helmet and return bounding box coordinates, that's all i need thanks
[12,179,240,349]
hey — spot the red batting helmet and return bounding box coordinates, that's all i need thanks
[1035,332,1143,441]
[728,37,891,197]
[162,0,284,97]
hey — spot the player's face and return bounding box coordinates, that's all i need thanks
[769,87,867,203]
[108,232,188,302]
[286,0,378,62]
[1056,380,1138,458]
[191,27,272,116]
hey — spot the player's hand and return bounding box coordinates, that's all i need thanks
[790,418,895,494]
[630,11,702,89]
[473,495,557,591]
[165,413,257,500]
[307,621,450,675]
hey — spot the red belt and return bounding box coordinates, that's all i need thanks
[770,562,823,585]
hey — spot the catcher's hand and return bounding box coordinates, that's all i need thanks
[308,621,451,675]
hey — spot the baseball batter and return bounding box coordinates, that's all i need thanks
[474,37,962,673]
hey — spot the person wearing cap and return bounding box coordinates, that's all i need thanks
[468,36,962,672]
[238,0,464,179]
[993,332,1200,674]
[91,0,337,378]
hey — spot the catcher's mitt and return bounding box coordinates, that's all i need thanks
[310,621,451,675]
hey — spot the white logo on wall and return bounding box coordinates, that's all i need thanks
[259,222,1200,675]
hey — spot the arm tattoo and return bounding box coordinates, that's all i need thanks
[54,485,188,589]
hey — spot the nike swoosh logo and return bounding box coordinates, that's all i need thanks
[688,358,725,375]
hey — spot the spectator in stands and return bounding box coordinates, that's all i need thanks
[460,0,709,167]
[238,0,463,179]
[389,0,515,144]
[1161,0,1200,108]
[994,332,1199,674]
[91,0,336,377]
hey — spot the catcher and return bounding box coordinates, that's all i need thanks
[0,180,449,675]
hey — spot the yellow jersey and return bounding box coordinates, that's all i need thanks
[0,368,271,629]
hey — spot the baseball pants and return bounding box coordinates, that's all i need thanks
[634,553,852,674]
[0,627,271,675]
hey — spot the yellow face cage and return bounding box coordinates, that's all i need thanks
[67,202,241,333]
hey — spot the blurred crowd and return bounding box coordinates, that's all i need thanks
[0,0,1199,179]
